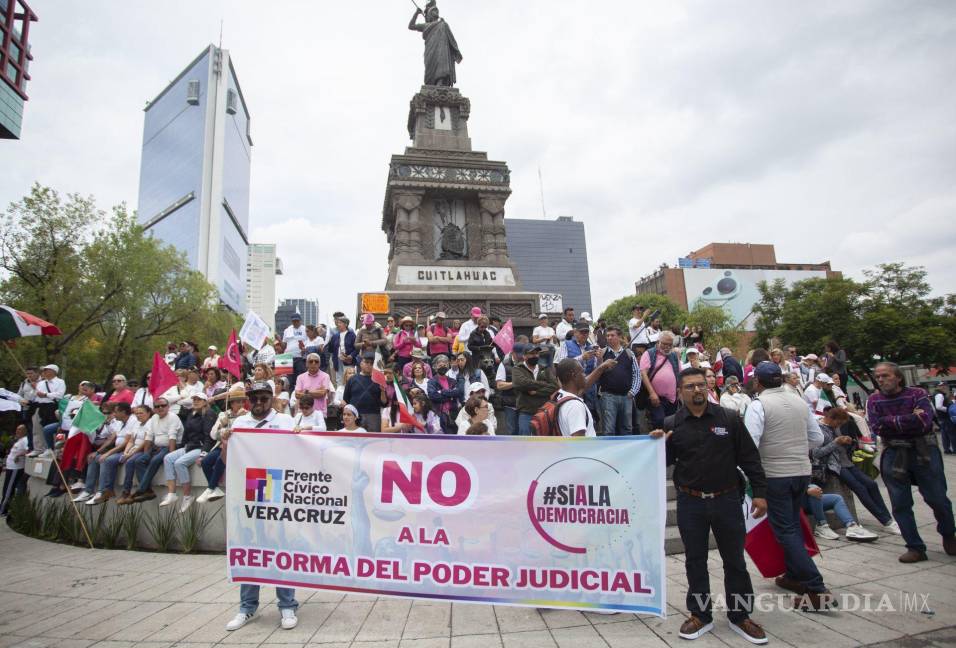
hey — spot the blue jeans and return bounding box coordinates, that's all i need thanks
[122,452,146,493]
[881,445,955,552]
[517,412,534,436]
[134,448,170,494]
[765,476,826,592]
[84,457,103,492]
[201,447,226,489]
[100,453,125,492]
[803,493,854,527]
[42,422,61,450]
[240,585,298,615]
[839,465,892,525]
[599,392,632,436]
[648,397,678,429]
[502,406,518,436]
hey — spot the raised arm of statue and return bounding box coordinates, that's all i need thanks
[408,9,426,32]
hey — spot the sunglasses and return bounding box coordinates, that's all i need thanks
[155,403,169,408]
[307,360,320,364]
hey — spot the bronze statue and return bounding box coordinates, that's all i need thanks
[408,0,462,87]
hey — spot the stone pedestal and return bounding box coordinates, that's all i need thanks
[359,85,545,331]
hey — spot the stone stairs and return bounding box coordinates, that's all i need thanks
[663,465,718,555]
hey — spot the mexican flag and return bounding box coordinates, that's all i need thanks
[371,349,388,389]
[274,353,294,376]
[742,489,820,578]
[0,305,62,339]
[392,375,424,431]
[71,400,107,436]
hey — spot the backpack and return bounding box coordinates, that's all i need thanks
[531,392,580,437]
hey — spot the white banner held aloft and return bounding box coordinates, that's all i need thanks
[239,311,271,351]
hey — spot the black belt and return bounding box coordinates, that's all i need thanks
[678,485,737,499]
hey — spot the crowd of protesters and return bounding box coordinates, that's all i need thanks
[1,303,954,640]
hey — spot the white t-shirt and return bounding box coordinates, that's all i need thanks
[131,388,153,409]
[126,418,152,452]
[457,319,479,348]
[283,325,308,359]
[555,320,574,342]
[293,410,327,432]
[455,401,497,435]
[555,390,596,437]
[113,416,135,448]
[233,410,296,430]
[339,426,368,433]
[627,317,646,344]
[5,436,28,469]
[147,413,184,446]
[532,326,556,345]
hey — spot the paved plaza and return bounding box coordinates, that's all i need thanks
[1,458,955,648]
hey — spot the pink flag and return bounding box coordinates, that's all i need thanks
[218,329,243,380]
[493,319,515,355]
[149,352,180,401]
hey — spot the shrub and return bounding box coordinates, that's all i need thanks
[178,504,213,554]
[144,506,179,552]
[121,506,145,550]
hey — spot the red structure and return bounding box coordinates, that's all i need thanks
[0,0,37,100]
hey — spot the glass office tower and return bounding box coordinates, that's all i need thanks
[137,45,252,312]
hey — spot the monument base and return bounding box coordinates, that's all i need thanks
[357,289,542,334]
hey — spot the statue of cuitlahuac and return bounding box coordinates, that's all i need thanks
[408,0,463,87]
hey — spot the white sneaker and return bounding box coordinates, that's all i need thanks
[39,449,53,459]
[207,487,225,501]
[86,493,104,506]
[69,480,86,491]
[179,495,194,513]
[280,608,298,630]
[814,524,840,540]
[195,488,214,504]
[884,520,902,535]
[845,523,878,542]
[72,491,92,503]
[159,493,179,507]
[225,612,254,631]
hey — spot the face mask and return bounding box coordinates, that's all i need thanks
[526,357,539,367]
[436,367,449,376]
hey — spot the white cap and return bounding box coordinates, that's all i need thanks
[467,382,487,395]
[580,312,592,322]
[815,374,833,384]
[208,345,218,351]
[191,392,209,401]
[685,348,699,356]
[276,391,290,401]
[41,364,59,374]
[804,354,819,361]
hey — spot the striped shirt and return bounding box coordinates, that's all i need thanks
[866,386,933,441]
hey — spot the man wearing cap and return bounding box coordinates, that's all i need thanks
[32,365,66,455]
[329,317,358,387]
[804,373,832,414]
[428,312,453,357]
[203,346,221,371]
[106,375,135,405]
[744,362,835,611]
[532,314,558,369]
[224,383,298,632]
[295,353,332,417]
[357,314,388,358]
[343,354,388,432]
[457,307,483,354]
[282,313,309,385]
[556,323,601,420]
[512,345,560,436]
[175,342,200,371]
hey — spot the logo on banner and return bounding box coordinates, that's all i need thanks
[527,457,637,555]
[246,468,284,503]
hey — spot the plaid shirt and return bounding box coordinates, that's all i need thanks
[866,386,934,441]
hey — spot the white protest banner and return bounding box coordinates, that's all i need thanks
[226,431,666,615]
[239,311,271,350]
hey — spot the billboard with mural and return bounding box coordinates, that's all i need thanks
[683,268,827,330]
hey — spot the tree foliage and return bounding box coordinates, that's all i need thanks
[598,294,686,333]
[598,293,741,351]
[0,184,240,389]
[751,263,956,376]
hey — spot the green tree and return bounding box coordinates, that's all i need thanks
[685,303,741,354]
[598,294,687,334]
[0,184,240,388]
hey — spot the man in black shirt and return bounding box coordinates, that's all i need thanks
[651,367,768,644]
[343,354,387,432]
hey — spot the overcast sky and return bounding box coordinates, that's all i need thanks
[3,1,955,321]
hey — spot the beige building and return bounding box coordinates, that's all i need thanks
[246,243,282,331]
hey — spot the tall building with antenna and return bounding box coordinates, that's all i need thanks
[136,44,253,313]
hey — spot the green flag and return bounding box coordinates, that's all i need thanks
[57,397,70,416]
[71,400,106,435]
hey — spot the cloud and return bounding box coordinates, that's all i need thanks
[3,0,955,320]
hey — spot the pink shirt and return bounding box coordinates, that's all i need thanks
[639,352,678,403]
[295,370,332,414]
[107,389,134,405]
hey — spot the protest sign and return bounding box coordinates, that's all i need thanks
[239,311,271,351]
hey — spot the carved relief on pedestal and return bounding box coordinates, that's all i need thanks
[390,191,426,259]
[479,193,509,262]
